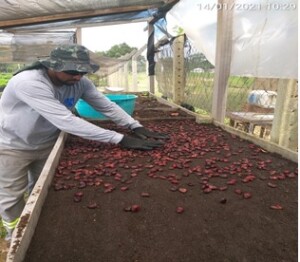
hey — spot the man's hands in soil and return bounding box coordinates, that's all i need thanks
[119,135,164,150]
[133,127,169,140]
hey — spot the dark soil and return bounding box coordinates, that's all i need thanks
[24,96,297,262]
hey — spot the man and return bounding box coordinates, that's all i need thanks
[0,44,168,242]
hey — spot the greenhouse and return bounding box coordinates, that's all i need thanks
[0,0,298,261]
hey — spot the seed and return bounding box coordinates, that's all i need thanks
[234,189,242,195]
[203,188,212,193]
[73,196,82,203]
[178,188,188,193]
[131,205,141,212]
[104,188,114,193]
[270,204,283,210]
[219,186,228,191]
[87,202,98,209]
[124,206,132,212]
[227,179,237,185]
[141,192,150,197]
[176,206,184,214]
[169,186,178,192]
[267,182,277,188]
[54,184,64,191]
[74,191,84,198]
[243,192,252,199]
[78,181,86,189]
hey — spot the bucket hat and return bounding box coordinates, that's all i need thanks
[39,44,99,73]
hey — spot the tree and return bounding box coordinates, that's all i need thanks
[97,43,137,58]
[95,43,146,73]
[187,53,214,71]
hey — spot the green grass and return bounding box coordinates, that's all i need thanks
[173,74,255,114]
[0,220,6,239]
[0,73,12,90]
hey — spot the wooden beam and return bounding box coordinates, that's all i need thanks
[6,132,67,262]
[212,0,234,122]
[270,79,298,150]
[0,4,160,29]
[172,35,185,105]
[214,121,298,163]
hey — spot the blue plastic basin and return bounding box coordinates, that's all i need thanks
[75,94,137,120]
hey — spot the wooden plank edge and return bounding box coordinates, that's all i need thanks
[6,132,68,262]
[214,121,298,163]
[150,93,213,123]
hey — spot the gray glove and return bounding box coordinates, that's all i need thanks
[120,135,164,150]
[133,127,169,140]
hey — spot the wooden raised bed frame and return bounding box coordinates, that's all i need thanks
[6,94,297,262]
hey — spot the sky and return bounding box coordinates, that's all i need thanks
[81,22,149,53]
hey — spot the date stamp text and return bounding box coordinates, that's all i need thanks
[197,2,297,11]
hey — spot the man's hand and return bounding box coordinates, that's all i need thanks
[133,127,169,140]
[119,135,164,150]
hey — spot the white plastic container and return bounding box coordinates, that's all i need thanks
[247,90,277,108]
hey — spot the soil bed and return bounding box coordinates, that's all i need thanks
[24,97,297,262]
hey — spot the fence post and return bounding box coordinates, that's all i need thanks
[212,0,234,122]
[132,58,137,91]
[172,35,185,105]
[132,44,147,92]
[270,79,298,150]
[148,23,155,94]
[123,62,129,91]
[75,27,82,44]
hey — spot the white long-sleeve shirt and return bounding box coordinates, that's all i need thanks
[0,69,142,150]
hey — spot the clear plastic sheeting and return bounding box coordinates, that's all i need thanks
[0,31,75,63]
[0,0,164,22]
[3,10,155,33]
[0,29,141,77]
[89,51,138,77]
[167,0,298,79]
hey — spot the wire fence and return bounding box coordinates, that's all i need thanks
[153,36,298,151]
[155,39,215,115]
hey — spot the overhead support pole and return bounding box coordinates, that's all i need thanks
[132,44,147,91]
[212,0,234,123]
[76,27,82,44]
[147,23,155,94]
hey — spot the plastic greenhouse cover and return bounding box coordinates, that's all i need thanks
[0,0,164,22]
[2,10,156,32]
[167,0,297,79]
[0,31,75,63]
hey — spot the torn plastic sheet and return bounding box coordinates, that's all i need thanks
[167,0,297,79]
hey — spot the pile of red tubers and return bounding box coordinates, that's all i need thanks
[53,120,297,214]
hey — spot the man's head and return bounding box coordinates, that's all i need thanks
[40,44,99,73]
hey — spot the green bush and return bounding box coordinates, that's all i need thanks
[0,73,12,89]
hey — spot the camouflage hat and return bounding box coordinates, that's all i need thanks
[39,44,99,73]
